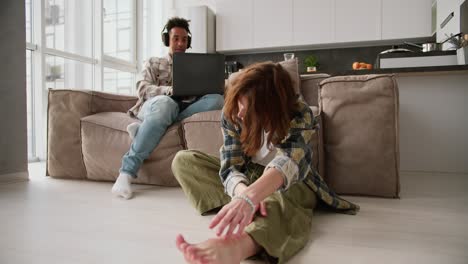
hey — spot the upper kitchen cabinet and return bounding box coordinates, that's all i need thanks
[172,6,216,53]
[382,0,433,40]
[216,0,254,51]
[253,0,293,48]
[293,0,335,45]
[436,0,462,45]
[335,0,382,42]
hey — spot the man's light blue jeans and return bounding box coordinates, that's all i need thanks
[120,94,224,177]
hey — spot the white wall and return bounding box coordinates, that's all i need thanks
[397,73,468,173]
[0,0,28,182]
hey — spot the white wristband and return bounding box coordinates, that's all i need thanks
[233,195,256,214]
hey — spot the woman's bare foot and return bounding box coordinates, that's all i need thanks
[175,233,259,264]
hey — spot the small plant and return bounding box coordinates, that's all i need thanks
[304,55,318,67]
[304,55,318,72]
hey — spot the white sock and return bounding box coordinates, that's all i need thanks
[111,173,133,199]
[127,122,140,140]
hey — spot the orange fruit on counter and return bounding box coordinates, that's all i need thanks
[352,62,373,70]
[352,62,359,70]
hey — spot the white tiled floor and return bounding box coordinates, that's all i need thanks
[1,162,467,264]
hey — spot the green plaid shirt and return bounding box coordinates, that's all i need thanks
[219,98,359,214]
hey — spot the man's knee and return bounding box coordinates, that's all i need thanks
[201,94,224,109]
[146,95,179,118]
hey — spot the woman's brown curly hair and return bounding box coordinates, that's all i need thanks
[223,61,298,156]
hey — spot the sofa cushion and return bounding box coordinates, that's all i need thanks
[47,90,92,179]
[319,74,400,198]
[182,110,223,157]
[81,112,183,186]
[227,58,301,95]
[300,73,330,107]
[279,58,301,95]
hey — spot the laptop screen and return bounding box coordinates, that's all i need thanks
[172,53,225,97]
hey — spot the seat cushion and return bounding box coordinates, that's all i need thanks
[80,112,183,186]
[319,74,400,198]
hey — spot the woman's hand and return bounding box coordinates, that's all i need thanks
[209,196,267,238]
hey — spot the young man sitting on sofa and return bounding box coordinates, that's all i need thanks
[111,17,224,199]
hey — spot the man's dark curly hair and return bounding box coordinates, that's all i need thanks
[166,17,191,33]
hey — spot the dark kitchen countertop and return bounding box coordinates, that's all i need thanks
[301,64,468,77]
[378,50,457,58]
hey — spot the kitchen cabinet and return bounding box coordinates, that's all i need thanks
[334,0,381,42]
[382,0,433,39]
[293,0,335,45]
[216,0,253,51]
[215,0,437,52]
[253,0,293,48]
[172,6,215,53]
[436,0,462,47]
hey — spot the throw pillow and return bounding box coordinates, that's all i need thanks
[227,58,301,95]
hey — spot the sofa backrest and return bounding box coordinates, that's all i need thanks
[319,74,400,198]
[300,73,330,107]
[47,89,137,179]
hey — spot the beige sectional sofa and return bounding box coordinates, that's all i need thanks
[47,73,400,198]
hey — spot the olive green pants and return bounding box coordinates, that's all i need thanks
[171,150,317,264]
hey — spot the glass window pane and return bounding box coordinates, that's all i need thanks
[104,0,135,62]
[45,55,93,90]
[26,50,34,159]
[103,68,135,95]
[45,0,93,57]
[142,0,168,60]
[25,0,32,43]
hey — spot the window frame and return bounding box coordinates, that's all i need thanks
[27,0,142,161]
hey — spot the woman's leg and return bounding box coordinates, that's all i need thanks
[171,150,230,214]
[244,179,318,263]
[173,181,316,264]
[175,233,260,264]
[172,150,262,263]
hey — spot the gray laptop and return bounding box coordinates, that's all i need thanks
[172,53,225,97]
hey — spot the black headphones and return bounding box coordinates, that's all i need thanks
[161,22,192,48]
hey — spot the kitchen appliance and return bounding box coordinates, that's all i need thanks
[224,61,240,78]
[379,45,414,54]
[378,50,458,69]
[404,33,462,52]
[460,0,468,64]
[404,42,443,52]
[375,45,413,68]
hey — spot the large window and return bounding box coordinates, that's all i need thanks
[26,0,164,161]
[104,0,135,62]
[45,0,93,57]
[103,67,134,95]
[45,55,94,90]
